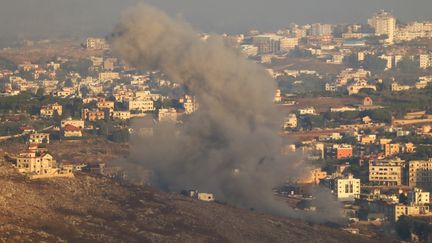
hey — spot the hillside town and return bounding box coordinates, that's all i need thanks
[0,9,432,241]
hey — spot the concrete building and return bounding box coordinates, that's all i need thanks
[112,111,131,120]
[82,109,105,121]
[299,168,327,185]
[16,148,73,179]
[127,100,155,112]
[279,37,299,52]
[63,124,82,138]
[251,35,281,54]
[408,188,430,205]
[86,38,108,50]
[368,11,396,44]
[390,204,430,222]
[17,151,56,175]
[61,119,85,129]
[240,45,258,57]
[368,159,406,186]
[310,23,333,36]
[181,95,198,114]
[283,114,298,129]
[384,143,400,157]
[158,108,178,122]
[333,144,353,160]
[408,159,432,188]
[197,193,215,202]
[97,100,115,110]
[29,133,50,144]
[298,107,316,115]
[40,103,63,118]
[335,174,361,201]
[391,82,411,92]
[98,72,120,81]
[419,54,432,69]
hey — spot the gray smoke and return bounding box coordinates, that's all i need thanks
[112,4,343,223]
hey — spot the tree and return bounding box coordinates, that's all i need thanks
[343,54,361,69]
[110,129,130,143]
[396,216,412,241]
[363,55,387,73]
[36,88,45,97]
[397,58,421,74]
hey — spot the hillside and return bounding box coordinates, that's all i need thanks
[0,161,383,243]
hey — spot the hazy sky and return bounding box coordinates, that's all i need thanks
[0,0,431,42]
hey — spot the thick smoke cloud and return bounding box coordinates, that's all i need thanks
[112,4,343,223]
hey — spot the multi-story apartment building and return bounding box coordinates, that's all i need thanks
[408,159,432,188]
[368,11,396,44]
[127,100,155,112]
[368,158,406,186]
[29,133,50,144]
[61,119,85,129]
[40,103,63,118]
[335,174,361,201]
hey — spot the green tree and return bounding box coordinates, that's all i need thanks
[363,55,387,73]
[397,58,421,74]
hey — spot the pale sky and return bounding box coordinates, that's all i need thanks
[0,0,430,43]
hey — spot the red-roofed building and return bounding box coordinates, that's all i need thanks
[63,124,82,137]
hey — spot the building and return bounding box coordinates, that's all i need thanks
[419,54,432,69]
[274,89,282,103]
[408,159,432,188]
[63,124,82,138]
[240,45,258,57]
[112,111,131,120]
[158,108,177,122]
[391,82,411,92]
[29,133,50,144]
[182,190,215,202]
[15,148,73,179]
[82,109,105,121]
[299,168,327,185]
[86,38,108,50]
[368,11,396,44]
[251,35,281,54]
[359,134,376,144]
[97,100,115,110]
[298,107,316,115]
[363,97,373,106]
[40,103,63,118]
[99,72,120,81]
[279,37,299,52]
[181,95,198,114]
[127,100,155,112]
[61,119,85,129]
[347,80,377,95]
[334,144,353,160]
[283,114,297,129]
[408,188,430,205]
[368,159,405,186]
[197,193,215,202]
[390,204,430,222]
[384,143,400,157]
[335,174,361,201]
[16,151,56,175]
[310,23,333,36]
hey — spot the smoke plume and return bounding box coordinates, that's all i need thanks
[112,4,343,223]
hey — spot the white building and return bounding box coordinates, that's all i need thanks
[127,100,155,112]
[298,107,316,115]
[368,11,396,44]
[419,54,432,69]
[283,114,297,129]
[408,188,430,206]
[335,174,361,201]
